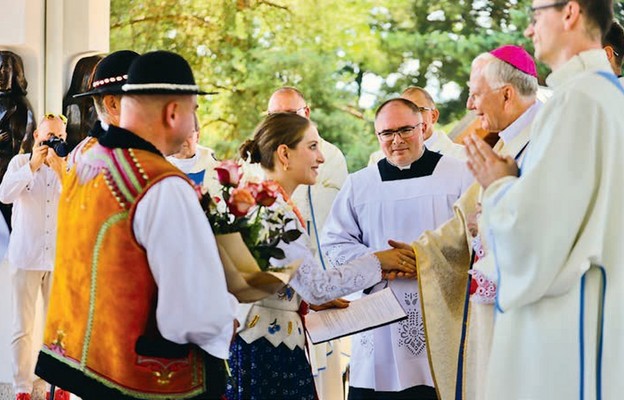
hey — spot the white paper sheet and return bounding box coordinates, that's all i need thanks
[305,287,407,344]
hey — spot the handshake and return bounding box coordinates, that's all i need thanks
[373,240,418,280]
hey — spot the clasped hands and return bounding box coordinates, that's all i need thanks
[374,239,417,281]
[309,240,417,312]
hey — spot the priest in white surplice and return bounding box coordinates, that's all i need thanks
[464,1,624,399]
[322,98,472,399]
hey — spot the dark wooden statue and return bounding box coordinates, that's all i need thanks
[62,54,103,150]
[0,51,36,227]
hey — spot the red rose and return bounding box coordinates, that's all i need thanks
[215,160,241,187]
[244,182,261,197]
[255,181,278,207]
[262,180,280,193]
[227,188,256,217]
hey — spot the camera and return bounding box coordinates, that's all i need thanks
[41,136,69,157]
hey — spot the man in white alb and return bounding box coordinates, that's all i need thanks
[322,98,472,399]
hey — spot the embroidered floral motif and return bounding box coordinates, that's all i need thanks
[292,253,377,305]
[324,244,350,267]
[268,319,281,334]
[277,286,295,301]
[50,329,67,356]
[359,331,374,356]
[403,292,418,307]
[136,355,190,385]
[398,292,426,356]
[469,269,497,304]
[471,234,487,263]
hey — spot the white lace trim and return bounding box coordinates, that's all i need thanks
[324,243,352,267]
[292,252,381,305]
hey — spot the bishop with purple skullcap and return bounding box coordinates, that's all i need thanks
[490,45,538,78]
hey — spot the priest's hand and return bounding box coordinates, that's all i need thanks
[374,239,417,275]
[310,298,350,311]
[465,133,518,189]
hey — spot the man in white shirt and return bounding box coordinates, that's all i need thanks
[35,51,237,400]
[0,114,67,400]
[368,87,466,165]
[322,98,472,399]
[465,1,624,398]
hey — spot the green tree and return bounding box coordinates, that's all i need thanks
[111,0,388,170]
[111,0,624,171]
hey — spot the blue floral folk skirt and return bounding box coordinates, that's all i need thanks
[226,336,316,400]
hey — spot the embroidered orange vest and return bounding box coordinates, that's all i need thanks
[39,144,208,399]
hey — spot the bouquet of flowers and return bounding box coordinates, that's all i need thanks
[201,160,303,302]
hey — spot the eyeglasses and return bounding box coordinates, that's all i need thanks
[376,123,423,142]
[418,106,434,112]
[44,113,68,125]
[528,1,568,25]
[266,106,308,116]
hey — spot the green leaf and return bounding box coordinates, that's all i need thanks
[282,229,303,243]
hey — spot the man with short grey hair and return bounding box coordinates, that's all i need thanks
[411,44,541,400]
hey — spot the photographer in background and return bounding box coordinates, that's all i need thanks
[0,113,68,400]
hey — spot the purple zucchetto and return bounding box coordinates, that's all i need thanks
[490,45,538,78]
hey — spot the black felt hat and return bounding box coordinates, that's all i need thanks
[121,51,214,95]
[74,50,140,98]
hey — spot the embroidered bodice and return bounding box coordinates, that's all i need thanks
[238,195,381,349]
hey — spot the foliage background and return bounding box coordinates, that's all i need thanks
[111,0,624,171]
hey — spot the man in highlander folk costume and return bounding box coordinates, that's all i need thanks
[322,98,473,399]
[411,45,540,400]
[68,50,139,167]
[35,51,238,400]
[464,0,624,398]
